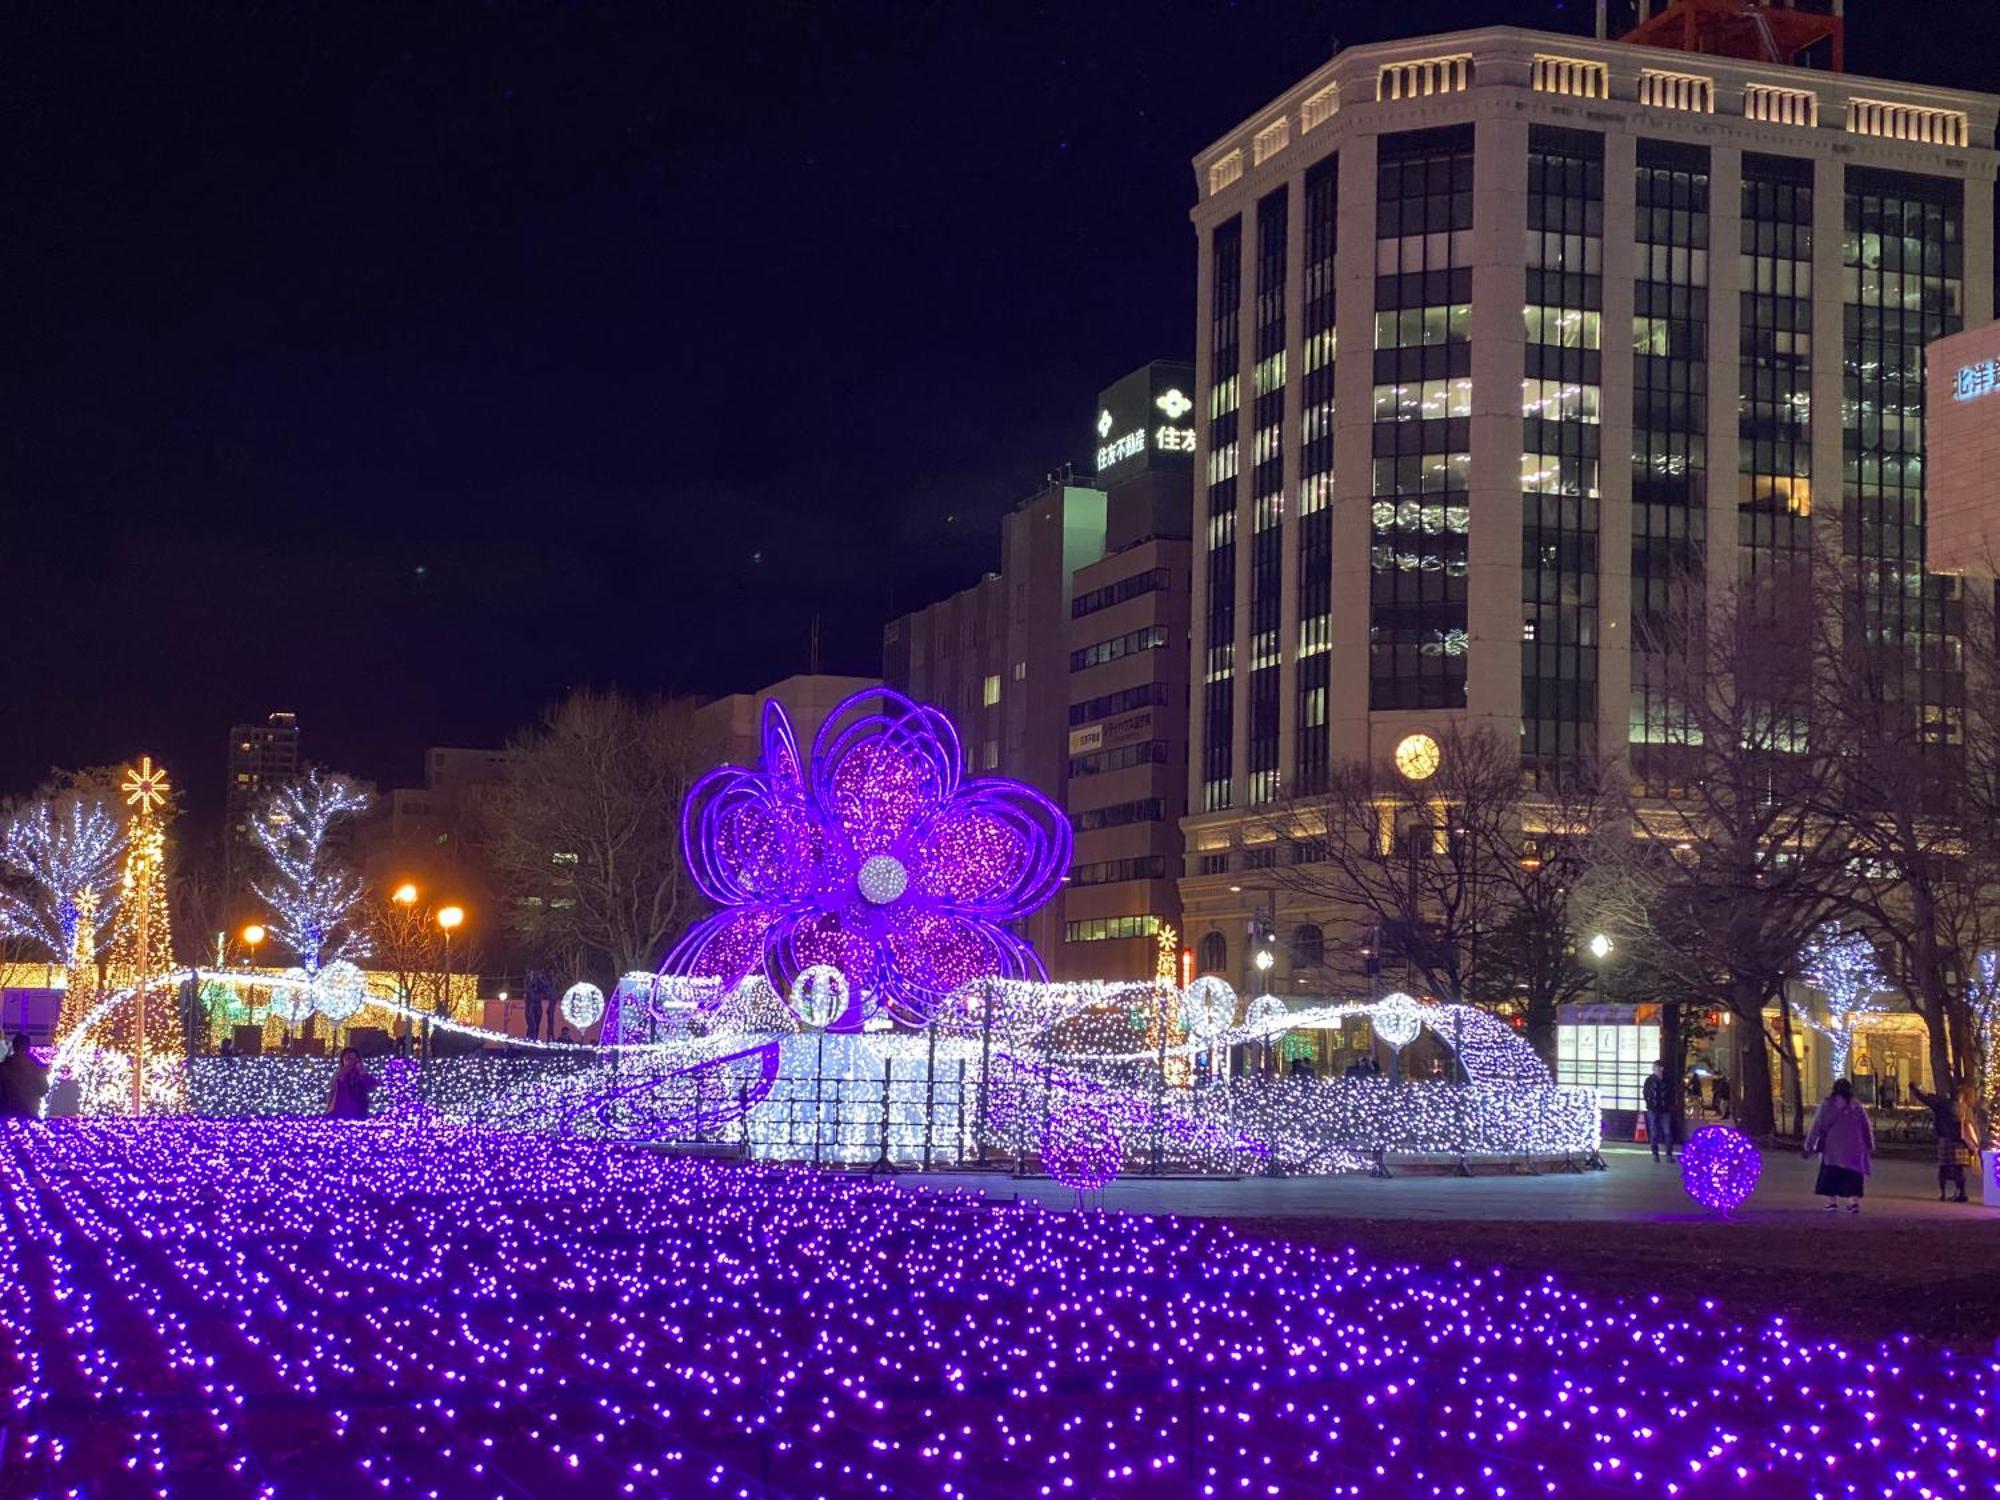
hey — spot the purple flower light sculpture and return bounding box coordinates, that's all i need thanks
[1681,1124,1763,1216]
[667,689,1070,1026]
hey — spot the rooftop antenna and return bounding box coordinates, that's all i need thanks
[809,612,821,675]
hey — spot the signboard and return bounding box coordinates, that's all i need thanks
[1092,362,1197,482]
[1068,724,1105,755]
[1925,322,2000,576]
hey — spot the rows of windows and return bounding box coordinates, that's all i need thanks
[1373,377,1472,421]
[1068,739,1172,778]
[1065,915,1162,944]
[1068,681,1172,727]
[1071,566,1170,619]
[1372,125,1474,713]
[1071,625,1168,672]
[1247,185,1288,810]
[1522,125,1603,774]
[1300,156,1338,798]
[1203,215,1242,814]
[1740,154,1815,583]
[1068,855,1170,888]
[1630,141,1711,791]
[1845,167,1964,747]
[1070,797,1167,833]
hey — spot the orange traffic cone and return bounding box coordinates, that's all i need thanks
[1633,1113,1649,1144]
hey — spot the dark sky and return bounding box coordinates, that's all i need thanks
[5,1,1996,823]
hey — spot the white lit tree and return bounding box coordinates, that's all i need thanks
[1796,923,1888,1080]
[251,768,373,976]
[0,792,126,963]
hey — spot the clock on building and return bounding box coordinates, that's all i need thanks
[1392,732,1441,782]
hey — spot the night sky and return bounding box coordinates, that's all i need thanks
[6,1,1997,823]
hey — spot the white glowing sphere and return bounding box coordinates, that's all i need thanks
[788,964,850,1029]
[561,982,606,1031]
[314,960,369,1023]
[270,968,315,1024]
[857,853,909,905]
[1181,975,1239,1040]
[1244,993,1291,1040]
[1371,992,1424,1051]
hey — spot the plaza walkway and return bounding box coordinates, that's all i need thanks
[911,1144,1996,1223]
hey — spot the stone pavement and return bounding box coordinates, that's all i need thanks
[904,1144,2000,1225]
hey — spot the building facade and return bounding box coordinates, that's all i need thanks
[223,711,301,907]
[1182,24,1999,995]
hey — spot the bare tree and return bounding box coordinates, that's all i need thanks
[479,690,706,978]
[1589,562,1855,1138]
[1259,725,1602,1062]
[1806,575,2000,1105]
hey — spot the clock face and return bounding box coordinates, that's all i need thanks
[1393,732,1441,781]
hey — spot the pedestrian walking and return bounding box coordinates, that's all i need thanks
[1911,1082,1979,1203]
[1643,1058,1676,1162]
[326,1047,379,1120]
[1711,1074,1732,1121]
[1805,1078,1875,1213]
[0,1033,49,1120]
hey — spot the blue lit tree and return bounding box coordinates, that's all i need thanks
[1796,923,1888,1081]
[251,768,373,976]
[0,792,126,964]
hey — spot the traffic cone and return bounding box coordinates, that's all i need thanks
[1633,1113,1649,1144]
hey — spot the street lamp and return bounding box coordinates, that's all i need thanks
[393,882,419,906]
[432,905,466,1055]
[241,923,266,966]
[1254,949,1275,975]
[1588,932,1614,1007]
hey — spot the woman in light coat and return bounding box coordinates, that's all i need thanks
[1805,1077,1875,1214]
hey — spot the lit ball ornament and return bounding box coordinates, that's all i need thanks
[313,960,368,1023]
[1042,1103,1122,1193]
[270,968,315,1024]
[1244,993,1290,1039]
[1371,992,1423,1051]
[561,982,605,1031]
[787,964,850,1029]
[1181,975,1239,1039]
[856,853,910,906]
[1680,1124,1762,1217]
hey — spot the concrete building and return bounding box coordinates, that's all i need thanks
[1181,15,1999,996]
[693,674,884,769]
[885,363,1199,980]
[1062,361,1196,979]
[223,711,300,906]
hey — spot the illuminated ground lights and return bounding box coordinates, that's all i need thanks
[2,1122,1994,1499]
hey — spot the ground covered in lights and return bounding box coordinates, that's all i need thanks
[1237,1213,2000,1351]
[2,1122,1996,1499]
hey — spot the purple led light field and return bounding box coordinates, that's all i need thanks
[2,1118,1994,1498]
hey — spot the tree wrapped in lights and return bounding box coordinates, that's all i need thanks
[0,790,126,966]
[1796,923,1888,1080]
[99,759,182,1103]
[251,768,373,979]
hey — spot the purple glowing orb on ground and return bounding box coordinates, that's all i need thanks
[1043,1103,1123,1192]
[1681,1124,1763,1215]
[668,689,1071,1025]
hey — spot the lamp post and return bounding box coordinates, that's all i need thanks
[241,923,266,967]
[1588,932,1613,1004]
[390,883,419,1048]
[434,905,465,1058]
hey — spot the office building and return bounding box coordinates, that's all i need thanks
[886,362,1199,979]
[1181,10,1998,994]
[693,674,884,768]
[224,711,300,904]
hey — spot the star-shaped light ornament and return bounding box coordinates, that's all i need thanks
[121,757,172,817]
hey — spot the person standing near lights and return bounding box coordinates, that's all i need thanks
[0,1033,49,1120]
[1806,1078,1875,1214]
[327,1047,379,1120]
[1643,1058,1675,1163]
[1910,1081,1979,1203]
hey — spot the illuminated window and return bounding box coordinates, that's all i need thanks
[1744,84,1817,129]
[1846,98,1969,147]
[982,740,999,770]
[1378,55,1471,101]
[1638,68,1713,113]
[982,674,1000,707]
[1531,55,1607,99]
[1252,117,1290,166]
[1301,81,1340,133]
[1524,306,1601,348]
[1521,379,1601,423]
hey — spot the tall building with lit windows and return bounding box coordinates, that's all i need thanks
[1181,12,1999,996]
